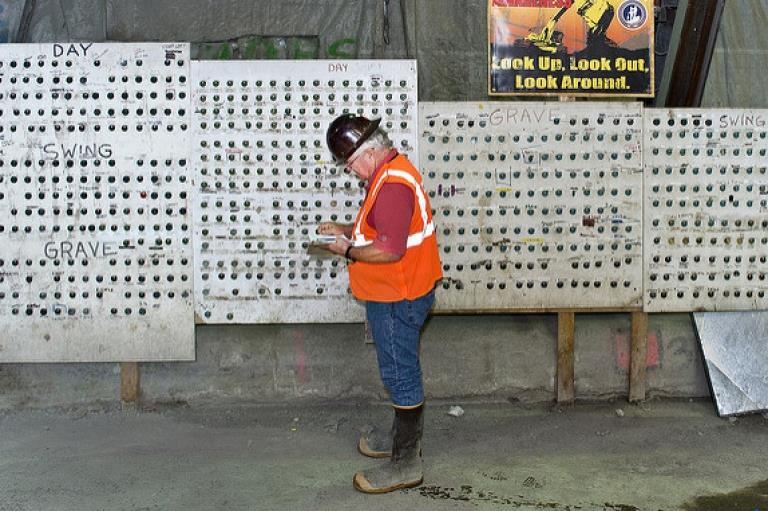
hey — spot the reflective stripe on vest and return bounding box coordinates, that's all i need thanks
[352,169,435,249]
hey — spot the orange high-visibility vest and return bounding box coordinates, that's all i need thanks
[348,154,443,302]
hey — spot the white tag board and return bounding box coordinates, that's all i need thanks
[644,109,768,312]
[0,43,194,362]
[421,102,644,311]
[191,60,418,323]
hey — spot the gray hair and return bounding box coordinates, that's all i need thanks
[348,128,392,161]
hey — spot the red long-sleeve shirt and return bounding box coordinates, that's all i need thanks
[363,150,415,257]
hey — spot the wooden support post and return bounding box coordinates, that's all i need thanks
[629,312,648,402]
[557,311,575,403]
[120,362,140,409]
[665,0,726,107]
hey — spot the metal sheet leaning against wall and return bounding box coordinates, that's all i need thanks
[693,311,768,416]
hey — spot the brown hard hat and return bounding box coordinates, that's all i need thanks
[326,114,381,163]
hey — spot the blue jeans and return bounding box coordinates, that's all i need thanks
[365,289,435,407]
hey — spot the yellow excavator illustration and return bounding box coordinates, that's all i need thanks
[526,0,616,52]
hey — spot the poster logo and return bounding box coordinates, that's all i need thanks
[618,1,647,30]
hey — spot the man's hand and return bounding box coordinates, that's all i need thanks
[323,235,352,257]
[318,222,351,236]
[316,222,353,256]
[313,223,401,263]
[315,223,352,256]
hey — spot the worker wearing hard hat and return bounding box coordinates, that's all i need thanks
[318,114,442,493]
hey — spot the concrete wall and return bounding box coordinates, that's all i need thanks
[0,312,710,410]
[6,0,765,410]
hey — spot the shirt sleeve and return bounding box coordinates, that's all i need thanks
[367,183,415,257]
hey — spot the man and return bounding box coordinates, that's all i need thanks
[318,114,442,493]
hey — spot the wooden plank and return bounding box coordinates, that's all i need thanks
[629,312,649,402]
[120,362,140,407]
[665,0,726,106]
[557,311,575,403]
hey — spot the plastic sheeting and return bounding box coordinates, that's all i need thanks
[12,0,479,101]
[703,0,768,108]
[14,0,107,42]
[9,0,768,101]
[12,0,767,105]
[0,0,23,43]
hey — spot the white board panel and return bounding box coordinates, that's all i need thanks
[421,102,644,311]
[0,43,194,362]
[191,60,418,323]
[644,109,768,312]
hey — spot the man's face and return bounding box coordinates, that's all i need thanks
[345,147,372,179]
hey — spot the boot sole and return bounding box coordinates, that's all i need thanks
[357,437,391,459]
[353,472,423,494]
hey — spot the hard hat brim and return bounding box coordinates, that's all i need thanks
[337,117,382,164]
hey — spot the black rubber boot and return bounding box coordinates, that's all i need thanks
[353,405,424,493]
[358,413,394,458]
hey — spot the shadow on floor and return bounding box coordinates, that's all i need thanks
[681,479,768,511]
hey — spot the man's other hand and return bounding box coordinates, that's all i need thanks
[318,222,347,236]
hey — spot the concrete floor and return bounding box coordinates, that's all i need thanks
[1,400,767,511]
